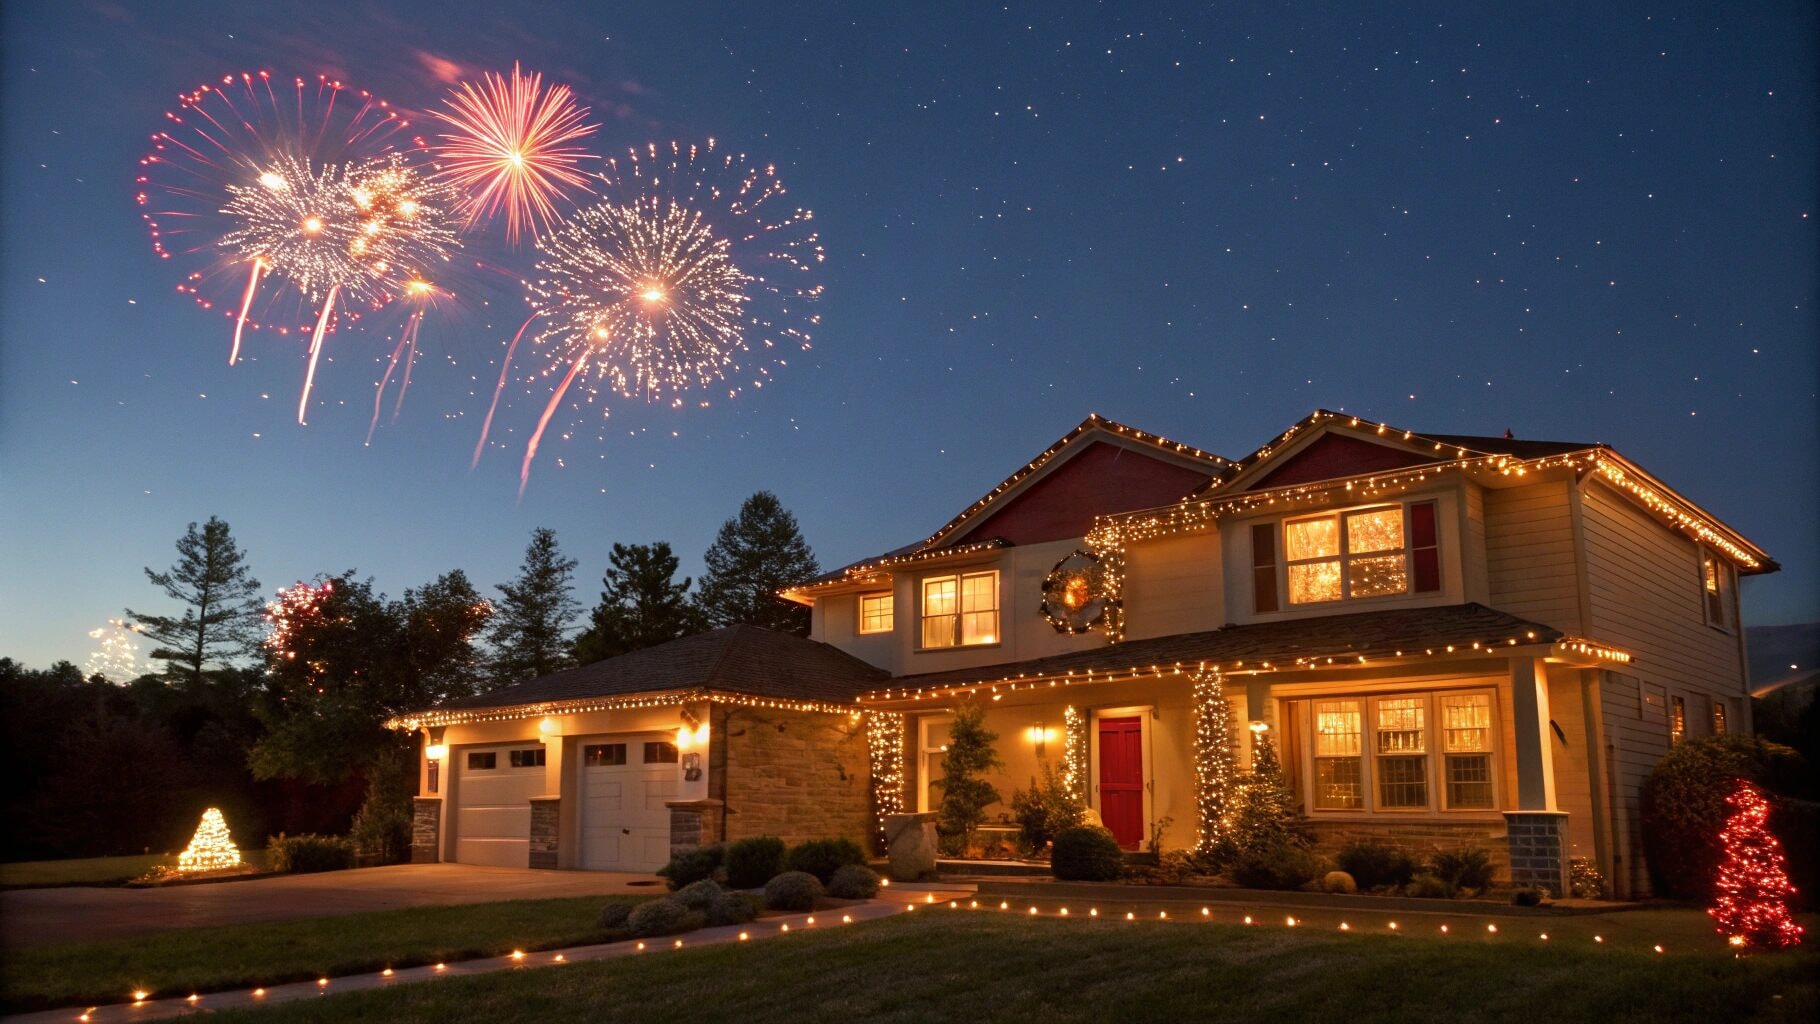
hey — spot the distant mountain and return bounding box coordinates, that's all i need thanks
[1747,623,1820,697]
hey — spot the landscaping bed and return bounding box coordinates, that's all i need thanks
[0,893,644,1013]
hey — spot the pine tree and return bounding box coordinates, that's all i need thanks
[1709,779,1804,949]
[487,528,580,686]
[695,492,820,635]
[1191,670,1239,856]
[572,542,703,664]
[934,701,1003,853]
[1221,727,1307,859]
[126,517,263,687]
[398,570,493,701]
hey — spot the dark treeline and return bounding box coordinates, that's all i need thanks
[1,493,820,862]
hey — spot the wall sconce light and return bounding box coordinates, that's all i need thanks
[424,744,446,794]
[1025,724,1057,758]
[1248,721,1269,735]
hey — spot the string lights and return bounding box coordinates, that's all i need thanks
[387,688,863,731]
[1061,705,1088,804]
[176,808,243,874]
[1708,779,1803,950]
[1190,670,1238,855]
[865,711,907,846]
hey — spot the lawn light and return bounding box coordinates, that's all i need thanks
[1202,907,1210,917]
[1029,906,1039,915]
[381,968,394,977]
[132,991,148,1003]
[842,915,852,923]
[1440,924,1450,934]
[253,988,267,998]
[807,917,816,925]
[1388,922,1399,930]
[1487,924,1498,934]
[673,939,683,949]
[738,932,749,941]
[1540,934,1549,941]
[554,954,565,962]
[1654,945,1664,954]
[1243,916,1253,925]
[1126,912,1135,920]
[1286,916,1297,927]
[317,977,329,988]
[510,950,526,961]
[1090,908,1099,917]
[1594,935,1604,944]
[434,963,446,971]
[1060,908,1070,916]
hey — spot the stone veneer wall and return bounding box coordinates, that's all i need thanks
[528,797,560,870]
[1303,819,1512,882]
[710,704,871,846]
[1503,812,1569,894]
[410,798,441,864]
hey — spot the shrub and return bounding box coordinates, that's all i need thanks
[658,844,723,891]
[1429,847,1496,894]
[626,898,705,938]
[783,837,866,883]
[1569,857,1607,899]
[1051,826,1124,881]
[724,836,787,889]
[1335,840,1419,891]
[596,902,635,931]
[1511,887,1545,907]
[1407,873,1457,899]
[707,892,760,926]
[934,701,1003,851]
[267,833,355,874]
[1639,735,1811,900]
[1228,843,1325,891]
[672,879,727,914]
[669,878,758,925]
[1010,761,1085,855]
[348,749,413,865]
[1321,870,1358,894]
[763,870,824,911]
[826,863,883,899]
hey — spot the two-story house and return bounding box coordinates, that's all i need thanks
[394,410,1773,898]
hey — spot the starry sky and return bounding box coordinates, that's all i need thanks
[2,1,1814,672]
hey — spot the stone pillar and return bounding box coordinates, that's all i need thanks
[1505,810,1570,895]
[667,799,725,856]
[410,798,442,864]
[529,796,561,870]
[884,811,938,881]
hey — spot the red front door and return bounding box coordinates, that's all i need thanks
[1097,716,1144,850]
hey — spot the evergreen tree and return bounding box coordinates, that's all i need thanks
[572,542,703,664]
[125,516,263,686]
[934,701,1003,853]
[1220,727,1307,859]
[695,492,820,635]
[487,527,580,685]
[399,570,492,700]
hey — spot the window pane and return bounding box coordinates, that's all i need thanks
[960,610,999,645]
[1346,507,1405,554]
[923,578,957,616]
[466,752,496,770]
[1378,756,1428,808]
[922,576,957,648]
[1348,553,1409,597]
[923,721,951,751]
[1703,555,1720,594]
[1376,697,1425,753]
[1286,517,1339,560]
[961,572,998,612]
[1313,701,1362,757]
[584,743,626,767]
[1441,694,1492,753]
[1315,757,1362,809]
[509,748,545,768]
[1712,702,1727,735]
[1670,697,1686,744]
[1445,754,1493,808]
[860,593,893,634]
[1288,560,1342,604]
[644,741,679,764]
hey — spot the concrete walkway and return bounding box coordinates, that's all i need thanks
[0,883,977,1024]
[1,864,665,947]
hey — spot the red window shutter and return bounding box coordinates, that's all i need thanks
[1251,523,1279,613]
[1410,502,1441,593]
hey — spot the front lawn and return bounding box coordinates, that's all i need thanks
[0,893,641,1013]
[0,850,272,889]
[203,907,1817,1024]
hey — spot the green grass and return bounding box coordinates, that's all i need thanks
[0,850,271,888]
[204,908,1818,1024]
[0,894,642,1013]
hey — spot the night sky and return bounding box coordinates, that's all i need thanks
[2,2,1814,672]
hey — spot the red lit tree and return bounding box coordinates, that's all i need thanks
[1708,779,1803,950]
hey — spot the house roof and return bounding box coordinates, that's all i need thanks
[429,624,889,714]
[860,603,1575,701]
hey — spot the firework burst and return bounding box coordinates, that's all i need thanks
[432,63,599,244]
[85,620,145,683]
[498,140,822,495]
[264,580,335,663]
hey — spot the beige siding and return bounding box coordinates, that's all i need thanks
[1483,480,1580,632]
[1123,530,1223,640]
[1462,483,1490,604]
[1545,665,1598,864]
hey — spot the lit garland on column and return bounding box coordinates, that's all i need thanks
[1190,670,1238,856]
[176,807,243,873]
[1708,779,1803,950]
[865,711,907,849]
[1061,705,1088,804]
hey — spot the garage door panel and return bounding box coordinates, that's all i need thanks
[578,732,677,872]
[451,743,542,868]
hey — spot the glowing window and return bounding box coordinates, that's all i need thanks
[1441,694,1493,809]
[859,593,894,635]
[921,571,998,648]
[1312,700,1362,809]
[1375,697,1427,809]
[1283,503,1431,605]
[1701,551,1730,628]
[1712,701,1727,736]
[1670,696,1686,745]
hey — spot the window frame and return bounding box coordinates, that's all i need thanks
[916,714,953,813]
[508,747,546,769]
[643,741,679,764]
[918,569,1001,650]
[1670,695,1687,745]
[1711,699,1728,736]
[582,743,627,767]
[1276,499,1440,608]
[1296,687,1500,816]
[857,591,895,635]
[1699,548,1733,632]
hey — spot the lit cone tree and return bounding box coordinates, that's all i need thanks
[177,807,243,873]
[1708,779,1803,950]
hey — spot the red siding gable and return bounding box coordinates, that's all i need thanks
[952,441,1211,546]
[1249,433,1438,490]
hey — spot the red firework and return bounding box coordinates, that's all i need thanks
[431,63,600,245]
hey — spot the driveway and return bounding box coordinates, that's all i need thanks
[0,863,663,947]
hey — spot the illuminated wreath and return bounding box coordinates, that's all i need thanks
[1040,550,1115,634]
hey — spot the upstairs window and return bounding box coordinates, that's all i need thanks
[921,570,999,648]
[1701,550,1731,629]
[859,592,895,635]
[1279,500,1441,606]
[1670,696,1687,745]
[1712,700,1728,735]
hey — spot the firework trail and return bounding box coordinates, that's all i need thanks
[509,139,822,494]
[433,63,599,244]
[520,352,588,499]
[472,309,545,468]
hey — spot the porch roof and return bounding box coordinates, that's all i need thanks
[859,603,1585,703]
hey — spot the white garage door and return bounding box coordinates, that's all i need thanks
[578,734,679,872]
[452,743,545,867]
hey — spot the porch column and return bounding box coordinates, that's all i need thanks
[1508,657,1557,811]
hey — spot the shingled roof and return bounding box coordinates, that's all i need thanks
[436,624,889,712]
[868,603,1566,696]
